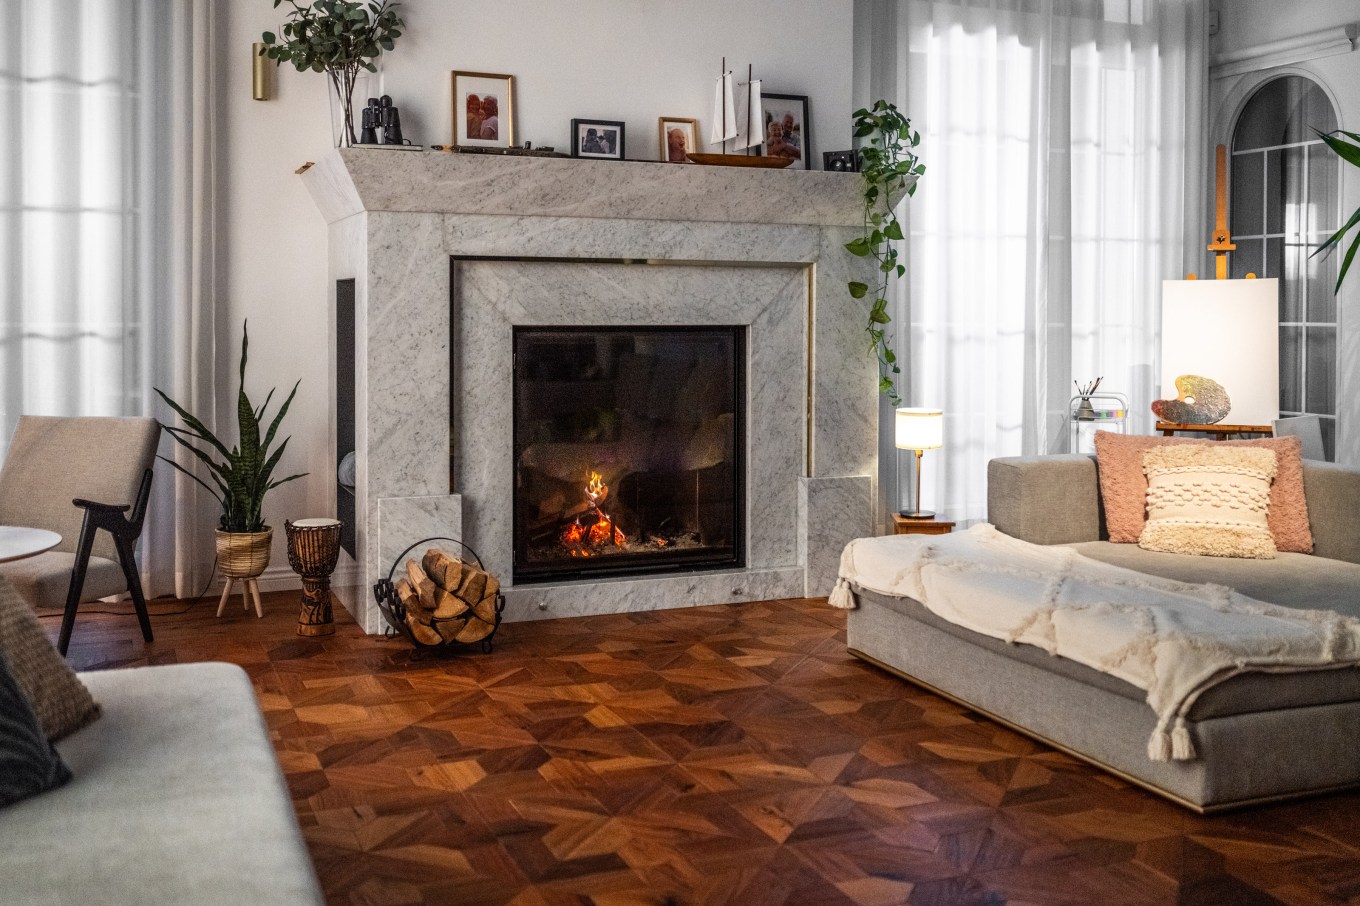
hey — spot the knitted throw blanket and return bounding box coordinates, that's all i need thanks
[830,524,1360,761]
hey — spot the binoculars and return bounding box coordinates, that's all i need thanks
[359,95,403,146]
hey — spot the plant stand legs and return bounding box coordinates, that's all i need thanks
[216,577,264,619]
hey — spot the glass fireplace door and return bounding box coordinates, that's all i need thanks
[512,327,745,583]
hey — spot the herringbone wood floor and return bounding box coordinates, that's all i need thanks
[42,592,1360,906]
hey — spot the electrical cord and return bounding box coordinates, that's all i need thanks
[37,557,220,619]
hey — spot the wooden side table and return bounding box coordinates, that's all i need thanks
[893,515,955,536]
[1156,421,1272,439]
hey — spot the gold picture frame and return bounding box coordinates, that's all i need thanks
[451,70,515,148]
[658,117,699,163]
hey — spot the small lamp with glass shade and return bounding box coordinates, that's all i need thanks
[896,407,943,518]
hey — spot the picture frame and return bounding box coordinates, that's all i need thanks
[760,93,810,170]
[658,117,699,163]
[451,71,515,148]
[570,118,625,160]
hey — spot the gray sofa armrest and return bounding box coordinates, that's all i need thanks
[1303,461,1360,565]
[988,454,1102,544]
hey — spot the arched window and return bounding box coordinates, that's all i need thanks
[1231,76,1339,459]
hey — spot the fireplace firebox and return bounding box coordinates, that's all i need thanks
[512,327,745,583]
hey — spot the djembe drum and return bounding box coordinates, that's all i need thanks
[285,518,342,636]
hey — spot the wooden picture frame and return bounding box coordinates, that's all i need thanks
[570,118,626,160]
[658,117,698,163]
[451,71,515,148]
[761,93,810,170]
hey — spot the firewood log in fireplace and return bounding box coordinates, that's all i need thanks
[397,548,500,646]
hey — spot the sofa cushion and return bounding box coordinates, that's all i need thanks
[1139,445,1277,559]
[0,651,71,807]
[0,577,100,740]
[1066,541,1360,619]
[0,663,324,906]
[1095,432,1312,552]
[0,551,127,608]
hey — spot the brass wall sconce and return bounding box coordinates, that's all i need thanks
[252,43,271,101]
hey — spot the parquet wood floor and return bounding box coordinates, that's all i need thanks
[42,594,1360,906]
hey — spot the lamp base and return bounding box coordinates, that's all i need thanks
[898,509,936,520]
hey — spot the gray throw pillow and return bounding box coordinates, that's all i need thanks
[0,578,100,740]
[0,650,71,807]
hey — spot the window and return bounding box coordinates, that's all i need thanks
[1230,76,1339,459]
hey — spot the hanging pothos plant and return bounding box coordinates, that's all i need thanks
[1312,128,1360,293]
[845,100,924,407]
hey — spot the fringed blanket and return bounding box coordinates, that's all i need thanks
[831,524,1360,762]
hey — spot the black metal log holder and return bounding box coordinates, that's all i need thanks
[372,536,506,654]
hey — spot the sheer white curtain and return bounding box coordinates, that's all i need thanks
[855,0,1208,524]
[0,0,220,597]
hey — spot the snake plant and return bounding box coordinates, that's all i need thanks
[1312,128,1360,293]
[155,322,307,533]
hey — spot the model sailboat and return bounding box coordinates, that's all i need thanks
[690,59,793,168]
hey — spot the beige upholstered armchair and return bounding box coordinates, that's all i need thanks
[0,416,162,655]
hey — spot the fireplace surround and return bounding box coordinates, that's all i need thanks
[304,150,880,633]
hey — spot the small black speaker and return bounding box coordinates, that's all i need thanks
[823,149,860,172]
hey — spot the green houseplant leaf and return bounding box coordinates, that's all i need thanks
[155,322,308,533]
[1310,128,1360,293]
[845,100,923,407]
[260,0,405,146]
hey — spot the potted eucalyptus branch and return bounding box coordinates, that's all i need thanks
[260,0,404,147]
[155,323,307,581]
[1312,128,1360,292]
[844,100,925,406]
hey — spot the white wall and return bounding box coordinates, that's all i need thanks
[218,1,854,575]
[1212,0,1358,54]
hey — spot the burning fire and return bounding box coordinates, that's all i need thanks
[586,471,608,505]
[560,469,626,553]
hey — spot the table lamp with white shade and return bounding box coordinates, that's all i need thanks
[896,407,943,518]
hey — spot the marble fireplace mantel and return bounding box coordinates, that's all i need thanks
[303,148,880,634]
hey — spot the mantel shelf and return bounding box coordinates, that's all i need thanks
[301,147,891,228]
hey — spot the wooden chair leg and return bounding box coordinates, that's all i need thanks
[248,579,264,618]
[57,515,98,657]
[217,578,235,617]
[113,533,153,643]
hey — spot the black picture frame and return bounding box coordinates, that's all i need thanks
[761,93,810,170]
[570,118,626,160]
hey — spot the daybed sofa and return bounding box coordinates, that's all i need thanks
[0,662,324,905]
[846,454,1360,812]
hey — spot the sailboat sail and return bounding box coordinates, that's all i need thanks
[709,72,737,145]
[733,78,763,151]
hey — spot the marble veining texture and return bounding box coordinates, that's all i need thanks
[370,494,463,632]
[309,152,882,632]
[322,149,869,227]
[800,477,872,597]
[503,568,806,623]
[455,261,807,584]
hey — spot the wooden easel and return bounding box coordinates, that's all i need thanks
[1159,144,1272,438]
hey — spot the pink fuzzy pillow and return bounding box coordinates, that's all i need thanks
[1094,432,1313,553]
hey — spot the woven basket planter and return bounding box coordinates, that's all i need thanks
[215,527,274,579]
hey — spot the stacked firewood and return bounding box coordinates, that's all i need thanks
[393,548,500,646]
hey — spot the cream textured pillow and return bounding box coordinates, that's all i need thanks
[1139,445,1278,559]
[1094,432,1312,553]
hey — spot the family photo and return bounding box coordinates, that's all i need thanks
[571,118,625,160]
[761,94,809,169]
[450,71,515,148]
[463,93,499,141]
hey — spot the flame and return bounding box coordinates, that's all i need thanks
[558,468,629,553]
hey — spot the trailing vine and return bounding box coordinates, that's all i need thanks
[845,100,924,407]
